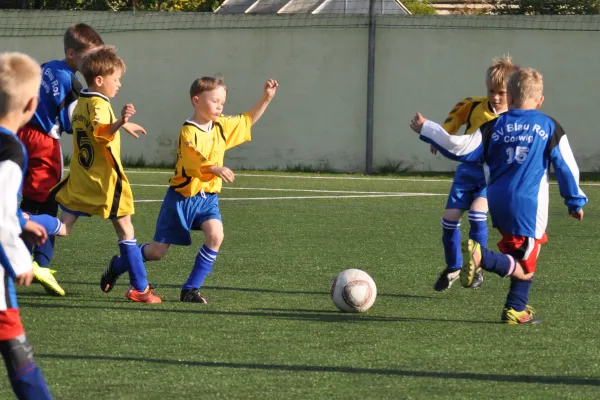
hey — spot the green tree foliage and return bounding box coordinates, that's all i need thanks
[492,0,600,14]
[19,0,220,12]
[403,0,437,15]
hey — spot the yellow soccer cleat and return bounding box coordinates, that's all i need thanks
[33,262,65,296]
[501,305,537,325]
[460,239,482,288]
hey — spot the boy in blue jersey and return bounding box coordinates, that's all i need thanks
[432,57,518,292]
[410,68,587,324]
[17,24,104,297]
[0,52,54,400]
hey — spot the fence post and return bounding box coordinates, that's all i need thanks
[365,0,376,174]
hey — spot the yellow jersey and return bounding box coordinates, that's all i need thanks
[170,113,252,197]
[442,96,499,135]
[53,90,134,219]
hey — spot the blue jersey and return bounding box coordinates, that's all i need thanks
[420,108,587,239]
[29,60,82,139]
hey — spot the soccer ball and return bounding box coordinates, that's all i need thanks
[330,269,377,313]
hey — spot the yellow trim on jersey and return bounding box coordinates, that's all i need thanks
[170,113,252,197]
[442,96,498,135]
[53,90,134,219]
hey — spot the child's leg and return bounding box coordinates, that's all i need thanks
[58,210,78,236]
[465,242,534,281]
[26,214,66,237]
[111,215,148,292]
[468,196,488,247]
[441,208,463,271]
[182,219,223,292]
[31,200,59,269]
[140,242,171,262]
[0,335,52,400]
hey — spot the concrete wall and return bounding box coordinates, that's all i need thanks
[1,12,599,172]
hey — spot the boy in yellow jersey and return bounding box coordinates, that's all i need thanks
[101,76,278,303]
[52,45,161,303]
[433,56,519,292]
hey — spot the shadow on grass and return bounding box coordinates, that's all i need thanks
[53,282,439,300]
[36,353,600,386]
[19,302,497,325]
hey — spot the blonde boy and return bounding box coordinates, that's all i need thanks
[433,56,519,292]
[102,76,278,303]
[53,45,161,303]
[0,52,53,399]
[410,68,587,324]
[18,24,104,296]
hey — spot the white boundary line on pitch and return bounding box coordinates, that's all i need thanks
[130,184,445,195]
[134,193,445,203]
[63,169,600,186]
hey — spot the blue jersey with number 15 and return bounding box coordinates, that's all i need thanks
[419,108,588,239]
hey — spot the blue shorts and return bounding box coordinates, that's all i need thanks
[153,188,222,246]
[446,163,487,210]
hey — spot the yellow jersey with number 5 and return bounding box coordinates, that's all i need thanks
[442,96,499,135]
[53,90,133,219]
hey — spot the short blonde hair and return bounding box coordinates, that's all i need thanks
[190,76,227,99]
[80,45,126,86]
[507,68,544,105]
[486,55,519,88]
[0,52,41,118]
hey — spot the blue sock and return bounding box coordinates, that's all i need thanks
[183,245,218,290]
[114,239,148,292]
[28,215,61,268]
[9,361,52,400]
[480,247,515,277]
[468,211,488,247]
[33,237,55,268]
[441,218,462,271]
[505,278,533,312]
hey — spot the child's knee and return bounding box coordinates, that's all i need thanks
[205,231,224,249]
[443,208,463,221]
[146,243,169,261]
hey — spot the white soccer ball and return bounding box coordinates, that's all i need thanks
[330,269,377,313]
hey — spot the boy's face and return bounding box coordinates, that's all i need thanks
[486,80,508,112]
[93,69,122,99]
[193,86,226,122]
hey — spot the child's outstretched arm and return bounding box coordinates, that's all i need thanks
[547,123,587,220]
[247,79,278,125]
[409,112,485,164]
[95,103,146,141]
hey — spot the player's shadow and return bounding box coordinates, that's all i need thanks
[18,302,497,325]
[36,353,600,387]
[56,281,438,300]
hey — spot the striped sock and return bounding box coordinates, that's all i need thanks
[468,211,488,247]
[441,218,462,271]
[116,239,148,292]
[182,245,218,290]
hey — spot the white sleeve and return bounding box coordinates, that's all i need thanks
[0,160,33,277]
[421,120,483,156]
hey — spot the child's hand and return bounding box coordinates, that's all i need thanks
[410,112,428,134]
[121,103,136,124]
[264,79,279,100]
[15,270,34,286]
[123,122,147,139]
[21,220,48,247]
[570,209,584,221]
[213,166,235,183]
